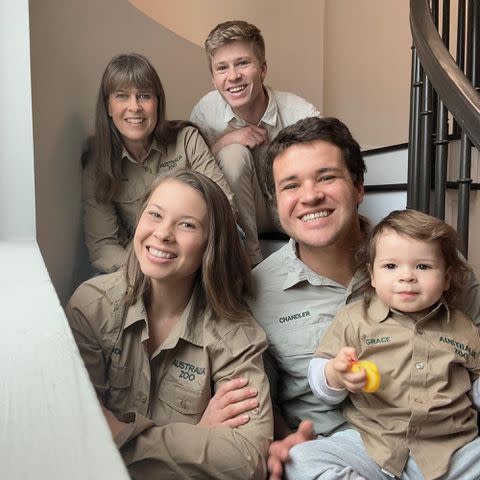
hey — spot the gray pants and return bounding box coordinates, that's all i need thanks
[284,429,480,480]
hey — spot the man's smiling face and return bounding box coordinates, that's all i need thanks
[273,140,364,255]
[210,40,267,118]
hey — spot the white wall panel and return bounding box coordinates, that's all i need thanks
[0,0,35,240]
[0,241,129,480]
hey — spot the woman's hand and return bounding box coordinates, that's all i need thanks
[198,377,259,428]
[101,406,129,439]
[267,420,315,480]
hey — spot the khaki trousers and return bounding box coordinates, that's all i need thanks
[216,144,280,265]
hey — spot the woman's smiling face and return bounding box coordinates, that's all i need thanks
[108,86,158,153]
[133,179,208,285]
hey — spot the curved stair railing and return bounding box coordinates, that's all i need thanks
[408,0,480,256]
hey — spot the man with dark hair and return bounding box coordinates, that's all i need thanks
[250,116,480,479]
[191,20,320,266]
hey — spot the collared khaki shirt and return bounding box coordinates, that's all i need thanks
[316,295,480,479]
[191,86,320,200]
[65,271,272,480]
[83,126,236,273]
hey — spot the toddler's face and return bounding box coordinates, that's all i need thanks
[370,231,450,314]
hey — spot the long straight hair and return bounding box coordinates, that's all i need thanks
[124,169,253,321]
[85,53,196,203]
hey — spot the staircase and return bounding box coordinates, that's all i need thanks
[408,0,480,256]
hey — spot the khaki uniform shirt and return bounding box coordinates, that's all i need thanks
[316,295,480,479]
[251,236,480,439]
[65,271,272,480]
[190,86,320,200]
[83,126,236,273]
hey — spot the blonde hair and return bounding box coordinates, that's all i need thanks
[124,169,253,321]
[357,209,471,308]
[205,20,266,71]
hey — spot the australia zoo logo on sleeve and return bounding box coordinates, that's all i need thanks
[172,358,206,381]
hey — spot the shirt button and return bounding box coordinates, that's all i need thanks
[417,328,424,335]
[415,362,424,370]
[137,392,147,403]
[410,426,418,434]
[180,399,187,409]
[251,407,260,415]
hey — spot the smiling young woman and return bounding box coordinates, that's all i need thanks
[66,169,272,479]
[82,53,236,274]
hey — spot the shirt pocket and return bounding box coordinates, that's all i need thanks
[106,364,134,415]
[268,317,331,365]
[113,181,147,235]
[157,380,208,425]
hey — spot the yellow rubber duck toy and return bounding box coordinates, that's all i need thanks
[350,360,381,393]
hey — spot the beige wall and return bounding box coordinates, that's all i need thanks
[323,0,412,149]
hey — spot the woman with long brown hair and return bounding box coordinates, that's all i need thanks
[83,53,235,273]
[67,169,272,479]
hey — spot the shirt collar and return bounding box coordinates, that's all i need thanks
[123,296,148,330]
[366,295,391,322]
[282,239,351,290]
[259,86,278,126]
[121,138,161,165]
[367,294,450,323]
[224,86,276,127]
[122,281,206,349]
[282,217,372,291]
[162,283,206,349]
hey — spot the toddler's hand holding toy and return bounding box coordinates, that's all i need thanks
[325,347,380,393]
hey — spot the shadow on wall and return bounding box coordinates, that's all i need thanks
[36,113,94,305]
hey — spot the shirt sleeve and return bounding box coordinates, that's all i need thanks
[289,93,321,122]
[305,102,321,118]
[470,378,480,410]
[183,127,238,215]
[455,265,480,326]
[308,357,348,405]
[189,101,204,127]
[82,166,127,273]
[190,100,217,147]
[64,290,109,400]
[314,306,356,359]
[117,322,273,480]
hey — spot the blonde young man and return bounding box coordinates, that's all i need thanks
[190,20,320,266]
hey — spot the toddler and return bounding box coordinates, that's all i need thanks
[302,210,480,480]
